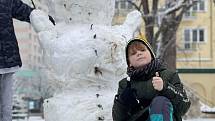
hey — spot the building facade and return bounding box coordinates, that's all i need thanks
[176,0,215,107]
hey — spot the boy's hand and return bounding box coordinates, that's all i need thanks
[152,72,163,91]
[119,81,138,108]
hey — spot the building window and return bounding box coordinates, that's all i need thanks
[199,29,204,42]
[127,2,133,9]
[115,1,119,9]
[184,29,191,49]
[192,0,205,11]
[192,2,198,11]
[115,0,134,10]
[29,34,32,40]
[38,57,41,63]
[120,1,126,9]
[29,55,32,61]
[199,0,205,11]
[183,28,205,50]
[184,0,205,19]
[192,29,197,42]
[34,45,37,51]
[184,9,196,19]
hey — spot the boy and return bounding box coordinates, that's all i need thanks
[112,38,190,121]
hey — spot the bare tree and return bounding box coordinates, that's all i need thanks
[127,0,198,70]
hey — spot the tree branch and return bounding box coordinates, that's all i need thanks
[142,0,149,14]
[176,0,198,21]
[127,0,140,11]
[162,0,198,16]
[138,0,143,9]
[164,0,185,15]
[152,0,158,15]
[153,28,161,42]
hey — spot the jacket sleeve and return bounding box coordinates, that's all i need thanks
[112,79,130,121]
[12,0,34,22]
[160,72,191,116]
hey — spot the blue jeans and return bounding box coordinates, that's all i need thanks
[0,73,14,121]
[149,96,173,121]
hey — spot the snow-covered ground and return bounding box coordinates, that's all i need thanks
[201,102,215,113]
[12,116,215,121]
[184,119,215,121]
[12,117,44,121]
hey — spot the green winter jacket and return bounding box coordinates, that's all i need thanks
[112,69,191,121]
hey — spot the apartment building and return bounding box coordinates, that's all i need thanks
[176,0,215,107]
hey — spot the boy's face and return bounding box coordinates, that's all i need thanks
[128,41,152,68]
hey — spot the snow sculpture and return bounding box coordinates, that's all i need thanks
[30,0,142,120]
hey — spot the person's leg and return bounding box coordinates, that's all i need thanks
[1,73,14,121]
[149,96,173,121]
[0,74,3,120]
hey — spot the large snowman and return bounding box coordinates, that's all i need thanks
[30,0,142,120]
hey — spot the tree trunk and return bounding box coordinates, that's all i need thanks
[163,32,176,71]
[145,22,154,46]
[154,14,177,71]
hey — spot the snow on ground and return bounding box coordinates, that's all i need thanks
[184,119,215,121]
[201,102,215,113]
[12,116,44,121]
[27,117,44,121]
[12,116,215,121]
